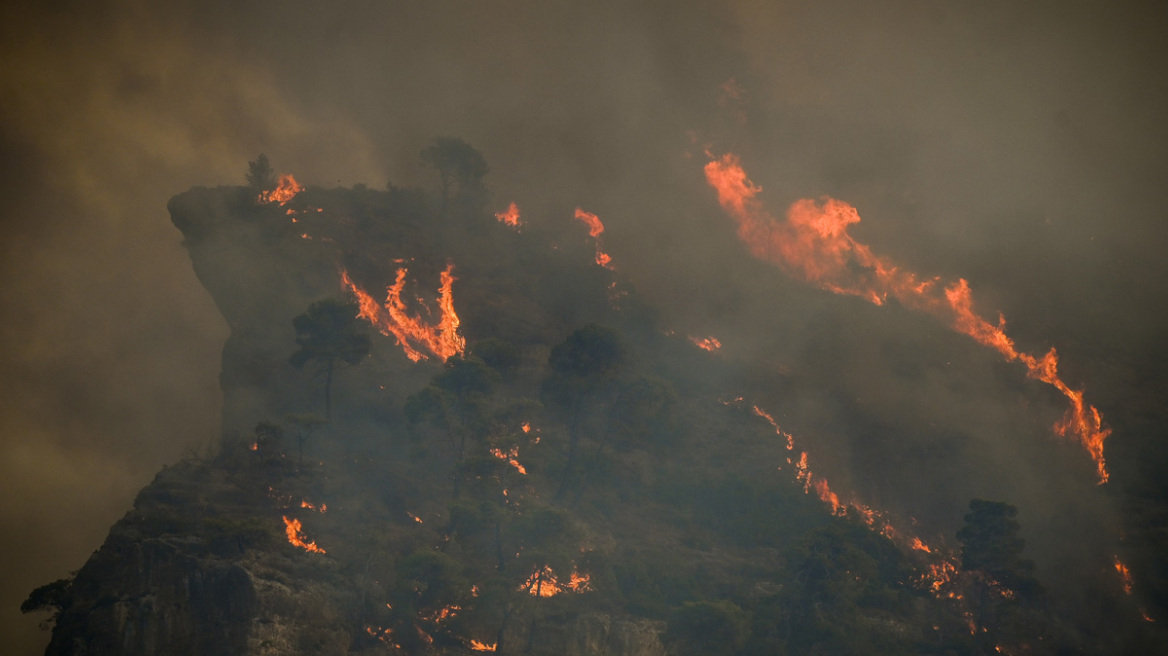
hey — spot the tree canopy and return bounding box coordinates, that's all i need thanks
[419,137,488,210]
[246,154,276,191]
[289,298,371,420]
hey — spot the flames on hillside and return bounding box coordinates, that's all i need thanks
[258,174,304,205]
[283,516,325,554]
[495,201,522,228]
[574,207,614,269]
[704,152,1111,484]
[519,565,592,597]
[340,264,465,362]
[746,401,962,596]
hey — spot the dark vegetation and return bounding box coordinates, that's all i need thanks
[25,143,1161,655]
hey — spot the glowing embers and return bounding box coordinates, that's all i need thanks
[490,445,527,475]
[519,565,591,597]
[574,207,614,269]
[282,516,325,553]
[259,174,304,204]
[300,499,327,513]
[688,335,722,353]
[340,264,466,362]
[1114,555,1134,595]
[495,201,522,228]
[704,152,1110,483]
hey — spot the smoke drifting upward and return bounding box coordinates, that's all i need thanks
[3,0,1168,653]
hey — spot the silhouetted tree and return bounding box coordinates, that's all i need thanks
[22,577,73,630]
[289,298,370,420]
[957,499,1041,596]
[957,499,1047,653]
[541,324,627,500]
[285,413,326,470]
[405,355,499,498]
[246,153,276,192]
[419,137,488,211]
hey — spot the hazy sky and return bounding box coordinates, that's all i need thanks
[3,1,1167,652]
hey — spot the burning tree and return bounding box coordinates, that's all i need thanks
[289,298,371,420]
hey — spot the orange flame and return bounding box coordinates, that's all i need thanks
[705,152,1110,483]
[300,499,327,513]
[340,264,465,362]
[495,202,521,227]
[689,336,722,352]
[422,604,461,624]
[282,516,325,553]
[490,445,527,475]
[1114,555,1134,595]
[574,208,614,269]
[259,174,304,204]
[752,402,961,596]
[519,565,591,597]
[407,512,423,524]
[469,639,497,651]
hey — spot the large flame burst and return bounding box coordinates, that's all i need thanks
[259,174,304,205]
[340,264,466,362]
[706,153,1110,483]
[282,516,325,553]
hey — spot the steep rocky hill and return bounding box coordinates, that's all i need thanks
[25,155,1157,655]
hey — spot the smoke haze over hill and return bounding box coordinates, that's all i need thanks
[3,1,1168,653]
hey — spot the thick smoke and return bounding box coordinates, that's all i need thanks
[3,0,1168,652]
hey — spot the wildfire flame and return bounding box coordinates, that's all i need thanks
[705,152,1110,483]
[752,402,960,595]
[469,640,497,652]
[1114,555,1135,595]
[300,499,327,513]
[340,264,465,362]
[490,445,527,475]
[689,335,722,353]
[259,174,304,205]
[495,201,521,227]
[519,565,591,597]
[574,208,614,269]
[282,516,325,553]
[422,605,461,624]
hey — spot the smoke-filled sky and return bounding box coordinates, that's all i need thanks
[3,1,1168,652]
